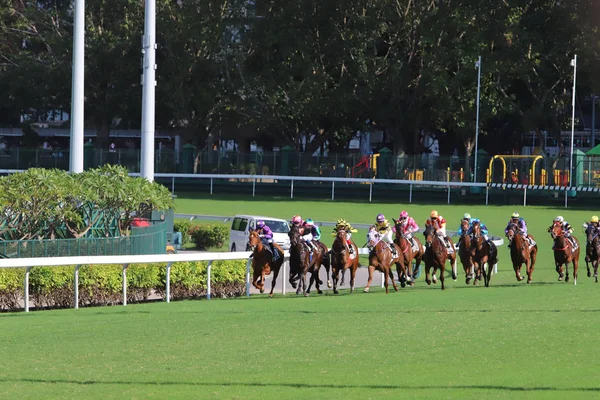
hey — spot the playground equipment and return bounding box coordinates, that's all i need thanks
[487,155,544,185]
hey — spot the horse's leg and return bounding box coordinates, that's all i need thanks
[528,248,537,284]
[439,263,446,290]
[260,268,267,294]
[363,265,375,293]
[565,261,570,283]
[390,266,399,292]
[451,253,457,281]
[425,263,432,286]
[340,268,346,287]
[350,264,357,293]
[573,256,579,286]
[331,266,340,294]
[594,259,599,283]
[269,264,281,298]
[485,258,493,287]
[396,262,406,288]
[252,269,261,291]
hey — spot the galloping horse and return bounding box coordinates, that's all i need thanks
[364,227,406,293]
[423,225,457,290]
[330,229,359,294]
[585,225,600,282]
[470,221,499,287]
[393,218,424,284]
[505,222,537,283]
[548,221,580,285]
[288,225,324,296]
[290,225,331,289]
[457,219,475,284]
[248,230,284,297]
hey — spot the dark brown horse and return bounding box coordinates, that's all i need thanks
[585,225,600,282]
[288,225,323,296]
[423,225,457,290]
[548,221,580,285]
[457,219,475,284]
[330,229,360,294]
[470,221,499,287]
[364,227,405,293]
[393,218,424,284]
[248,230,285,297]
[505,222,537,283]
[292,226,332,289]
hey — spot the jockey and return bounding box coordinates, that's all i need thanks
[471,217,489,241]
[424,210,453,252]
[505,212,531,248]
[583,215,600,231]
[302,218,321,252]
[396,210,419,249]
[456,213,473,247]
[551,216,577,249]
[331,218,357,254]
[375,213,398,257]
[256,220,278,259]
[290,215,304,228]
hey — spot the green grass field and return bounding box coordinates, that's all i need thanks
[2,194,600,399]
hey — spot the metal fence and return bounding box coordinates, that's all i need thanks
[0,221,167,258]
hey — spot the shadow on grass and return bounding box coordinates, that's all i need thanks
[2,378,599,392]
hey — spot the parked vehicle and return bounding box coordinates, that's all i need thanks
[229,215,291,252]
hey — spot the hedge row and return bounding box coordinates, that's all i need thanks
[0,260,247,312]
[174,221,229,250]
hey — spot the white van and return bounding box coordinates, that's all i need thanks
[229,215,291,252]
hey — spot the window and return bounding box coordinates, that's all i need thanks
[239,219,248,232]
[231,217,248,231]
[264,220,290,233]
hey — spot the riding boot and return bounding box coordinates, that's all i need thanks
[270,243,279,260]
[347,241,354,254]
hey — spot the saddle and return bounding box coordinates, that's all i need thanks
[437,236,454,254]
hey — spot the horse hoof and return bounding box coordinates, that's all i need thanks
[527,279,532,284]
[317,290,323,294]
[565,276,570,283]
[363,288,370,293]
[304,293,310,297]
[465,279,471,284]
[426,280,431,286]
[327,281,332,288]
[394,286,399,292]
[400,282,406,288]
[452,275,457,281]
[333,290,339,294]
[260,289,265,294]
[558,277,563,281]
[517,276,524,282]
[588,271,592,277]
[409,282,415,287]
[269,293,273,298]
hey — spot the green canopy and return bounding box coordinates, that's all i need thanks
[586,144,600,156]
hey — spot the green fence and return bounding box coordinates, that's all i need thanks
[0,221,167,258]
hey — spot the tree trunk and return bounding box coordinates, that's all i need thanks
[95,118,111,150]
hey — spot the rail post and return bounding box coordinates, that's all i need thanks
[74,264,81,309]
[245,258,252,297]
[166,262,172,303]
[24,266,31,312]
[207,260,213,300]
[122,264,128,306]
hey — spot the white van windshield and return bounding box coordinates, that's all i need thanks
[265,220,290,233]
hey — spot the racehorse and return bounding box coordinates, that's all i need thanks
[585,225,600,282]
[470,220,499,287]
[248,230,285,297]
[423,225,457,290]
[288,225,323,296]
[505,222,537,283]
[290,225,332,289]
[457,219,475,284]
[393,218,424,284]
[330,229,359,294]
[548,220,580,285]
[363,226,407,293]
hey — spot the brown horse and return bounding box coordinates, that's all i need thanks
[288,225,324,296]
[423,225,457,290]
[393,218,424,284]
[585,225,600,282]
[505,222,537,283]
[248,230,285,297]
[290,225,331,289]
[470,221,499,287]
[457,219,474,284]
[330,229,359,294]
[364,227,406,293]
[548,221,580,285]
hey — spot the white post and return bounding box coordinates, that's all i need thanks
[69,0,85,173]
[245,258,252,297]
[473,56,482,182]
[140,0,156,182]
[381,271,384,288]
[282,259,287,295]
[331,181,335,200]
[524,187,527,207]
[206,261,213,300]
[566,55,577,208]
[409,184,413,203]
[74,265,81,309]
[210,178,213,195]
[166,262,172,303]
[252,178,256,197]
[447,185,451,204]
[171,177,175,194]
[122,264,128,306]
[290,180,294,199]
[24,266,31,312]
[485,186,489,205]
[369,182,373,202]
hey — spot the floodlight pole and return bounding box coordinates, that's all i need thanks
[566,54,577,208]
[140,0,156,182]
[473,56,482,183]
[69,0,85,173]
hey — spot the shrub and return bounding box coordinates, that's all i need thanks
[190,225,228,250]
[173,220,193,246]
[30,266,74,308]
[0,268,25,311]
[127,264,161,302]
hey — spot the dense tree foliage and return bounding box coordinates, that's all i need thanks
[0,0,598,156]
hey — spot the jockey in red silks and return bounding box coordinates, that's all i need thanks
[424,210,454,252]
[395,210,419,249]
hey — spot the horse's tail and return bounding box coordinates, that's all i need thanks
[488,240,499,264]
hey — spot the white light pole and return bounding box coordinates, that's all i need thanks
[140,0,156,182]
[69,0,85,173]
[473,56,482,182]
[566,54,577,208]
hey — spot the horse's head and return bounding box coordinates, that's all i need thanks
[336,228,347,242]
[247,230,261,250]
[549,220,562,240]
[424,224,435,247]
[367,226,380,250]
[470,221,483,250]
[288,225,302,246]
[393,218,404,238]
[586,225,597,244]
[460,219,470,236]
[506,222,519,242]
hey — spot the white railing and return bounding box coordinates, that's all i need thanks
[0,235,504,312]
